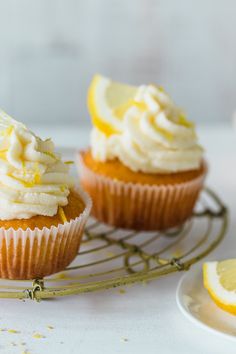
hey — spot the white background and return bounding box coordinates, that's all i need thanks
[0,0,236,125]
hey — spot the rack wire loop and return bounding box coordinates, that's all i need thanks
[0,188,228,300]
[24,279,45,301]
[171,258,189,271]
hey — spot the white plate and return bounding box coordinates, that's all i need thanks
[176,263,236,341]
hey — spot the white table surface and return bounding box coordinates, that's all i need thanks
[0,124,235,354]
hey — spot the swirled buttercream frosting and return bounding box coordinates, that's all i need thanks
[91,84,203,173]
[0,110,74,220]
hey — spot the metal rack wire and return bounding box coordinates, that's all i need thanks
[0,188,228,301]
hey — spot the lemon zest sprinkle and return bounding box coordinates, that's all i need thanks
[64,160,74,165]
[0,150,7,159]
[54,272,67,280]
[8,329,20,334]
[0,125,14,137]
[43,151,58,160]
[178,114,195,128]
[22,161,27,177]
[60,185,66,192]
[59,207,67,223]
[33,162,41,184]
[32,332,45,339]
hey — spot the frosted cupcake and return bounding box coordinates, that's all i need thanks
[0,110,91,279]
[78,75,206,231]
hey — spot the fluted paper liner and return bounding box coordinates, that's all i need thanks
[77,153,207,231]
[0,187,92,280]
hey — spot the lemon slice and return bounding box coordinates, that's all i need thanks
[203,259,236,315]
[87,74,138,136]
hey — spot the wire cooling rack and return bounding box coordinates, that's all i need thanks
[0,188,228,301]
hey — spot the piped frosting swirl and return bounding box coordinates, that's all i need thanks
[91,84,203,173]
[0,110,74,220]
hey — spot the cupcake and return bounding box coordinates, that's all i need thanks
[0,110,91,279]
[78,75,206,231]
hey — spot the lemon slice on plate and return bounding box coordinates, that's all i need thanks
[87,74,138,136]
[203,259,236,315]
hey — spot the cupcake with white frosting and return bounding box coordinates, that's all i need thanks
[78,75,207,231]
[0,110,91,279]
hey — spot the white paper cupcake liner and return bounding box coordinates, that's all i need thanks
[77,152,207,231]
[0,187,92,280]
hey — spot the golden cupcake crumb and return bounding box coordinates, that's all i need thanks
[32,332,45,339]
[47,325,54,330]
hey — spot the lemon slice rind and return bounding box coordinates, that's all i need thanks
[87,74,138,136]
[203,261,236,315]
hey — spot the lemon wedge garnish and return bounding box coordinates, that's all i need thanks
[87,74,138,136]
[203,259,236,315]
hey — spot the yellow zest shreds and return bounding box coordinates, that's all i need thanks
[32,332,45,339]
[11,175,35,188]
[0,149,7,159]
[22,161,27,176]
[64,160,74,165]
[60,185,67,192]
[54,272,67,280]
[178,114,195,128]
[119,289,126,294]
[8,329,20,334]
[43,151,58,160]
[11,162,41,188]
[33,162,41,184]
[0,125,14,137]
[58,207,67,223]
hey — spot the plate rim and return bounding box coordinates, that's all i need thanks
[176,263,236,342]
